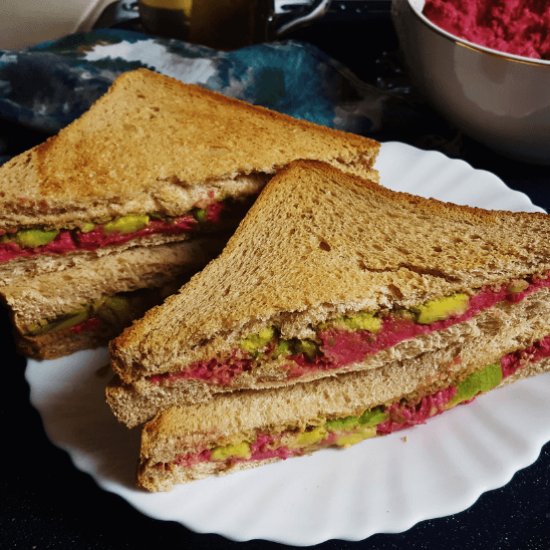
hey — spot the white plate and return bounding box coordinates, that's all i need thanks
[26,141,549,545]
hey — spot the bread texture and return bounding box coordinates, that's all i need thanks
[137,354,550,491]
[110,160,550,383]
[1,239,223,330]
[107,286,550,427]
[2,239,224,360]
[0,69,379,232]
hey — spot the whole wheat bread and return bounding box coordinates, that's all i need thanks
[137,353,550,490]
[110,161,550,385]
[0,69,379,232]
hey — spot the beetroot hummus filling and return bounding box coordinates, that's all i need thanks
[149,273,550,386]
[160,335,550,472]
[423,0,550,60]
[0,200,226,263]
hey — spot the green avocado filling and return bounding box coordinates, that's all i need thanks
[208,406,390,461]
[412,293,469,325]
[3,214,153,248]
[2,201,226,249]
[239,328,321,359]
[211,442,251,461]
[291,426,327,447]
[103,214,150,235]
[15,229,59,248]
[80,222,96,233]
[27,294,134,336]
[193,208,207,222]
[448,363,503,406]
[238,294,471,360]
[321,311,382,332]
[239,327,276,354]
[206,360,507,463]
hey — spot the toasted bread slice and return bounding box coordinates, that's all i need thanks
[110,160,550,386]
[0,69,379,233]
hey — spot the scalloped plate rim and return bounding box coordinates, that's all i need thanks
[25,141,549,545]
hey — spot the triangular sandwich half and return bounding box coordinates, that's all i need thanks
[108,160,550,428]
[138,336,550,490]
[0,68,379,281]
[1,239,223,359]
[0,69,379,357]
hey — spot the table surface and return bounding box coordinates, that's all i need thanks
[2,14,550,550]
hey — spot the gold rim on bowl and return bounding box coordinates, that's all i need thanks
[406,0,550,69]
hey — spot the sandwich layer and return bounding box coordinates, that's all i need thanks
[138,337,550,490]
[0,69,379,231]
[145,274,549,384]
[0,192,252,265]
[107,284,550,427]
[2,240,224,359]
[15,287,175,359]
[110,161,550,385]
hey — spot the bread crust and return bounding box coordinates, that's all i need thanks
[110,160,550,383]
[107,286,550,427]
[0,239,224,330]
[0,69,379,231]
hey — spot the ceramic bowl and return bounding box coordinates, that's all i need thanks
[392,0,550,164]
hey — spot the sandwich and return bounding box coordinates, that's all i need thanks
[107,160,550,431]
[0,239,223,359]
[138,338,550,490]
[0,68,380,357]
[0,67,379,278]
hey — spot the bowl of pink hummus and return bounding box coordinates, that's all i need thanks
[392,0,550,164]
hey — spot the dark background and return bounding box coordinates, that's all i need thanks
[2,6,550,550]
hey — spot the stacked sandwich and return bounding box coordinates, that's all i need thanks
[0,69,380,359]
[106,161,550,491]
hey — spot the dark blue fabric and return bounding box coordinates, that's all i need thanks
[0,29,388,140]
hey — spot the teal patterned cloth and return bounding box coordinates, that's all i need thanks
[0,29,442,164]
[0,30,383,131]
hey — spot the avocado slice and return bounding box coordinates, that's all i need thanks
[96,295,131,325]
[292,426,327,447]
[322,311,381,333]
[358,407,389,427]
[103,214,150,235]
[273,339,291,357]
[193,208,207,222]
[15,228,59,248]
[334,427,376,447]
[294,339,319,360]
[28,309,89,336]
[507,279,529,294]
[80,222,96,233]
[240,326,275,354]
[413,293,469,324]
[326,408,388,432]
[449,363,503,406]
[325,415,360,431]
[211,441,251,461]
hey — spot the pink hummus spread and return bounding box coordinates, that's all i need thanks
[378,333,550,435]
[0,201,224,263]
[423,0,550,60]
[164,334,550,470]
[149,273,550,386]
